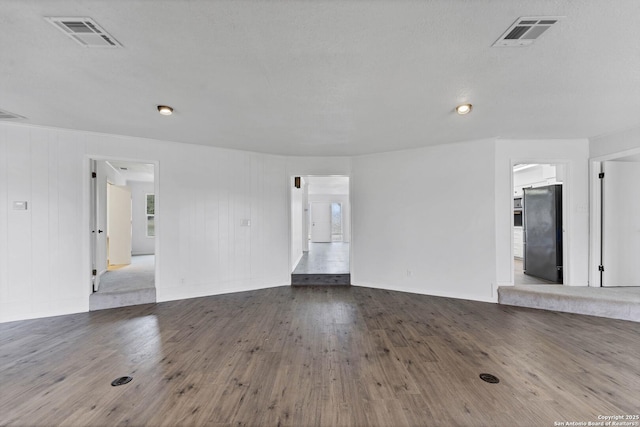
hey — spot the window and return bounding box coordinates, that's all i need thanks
[146,194,155,237]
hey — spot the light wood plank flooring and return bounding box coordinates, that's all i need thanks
[1,286,639,426]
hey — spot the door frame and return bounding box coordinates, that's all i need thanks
[84,155,159,296]
[288,174,352,276]
[509,160,570,286]
[588,147,640,287]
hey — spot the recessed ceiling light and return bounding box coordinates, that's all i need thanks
[157,105,173,116]
[456,104,473,115]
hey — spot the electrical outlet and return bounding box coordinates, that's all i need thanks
[406,269,412,278]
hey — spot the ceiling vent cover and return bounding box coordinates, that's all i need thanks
[493,16,563,47]
[45,17,122,48]
[0,109,26,120]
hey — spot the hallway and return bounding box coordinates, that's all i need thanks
[293,242,350,274]
[292,242,350,285]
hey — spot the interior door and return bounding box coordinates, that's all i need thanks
[93,161,109,291]
[602,161,640,287]
[107,184,132,266]
[90,160,98,291]
[310,202,332,242]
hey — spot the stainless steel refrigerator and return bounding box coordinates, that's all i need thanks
[523,184,563,283]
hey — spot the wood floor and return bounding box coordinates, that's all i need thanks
[1,286,639,426]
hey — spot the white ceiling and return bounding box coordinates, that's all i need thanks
[2,1,640,156]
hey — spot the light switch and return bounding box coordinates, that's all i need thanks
[240,219,251,227]
[13,201,28,210]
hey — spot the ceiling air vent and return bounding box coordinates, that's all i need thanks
[0,109,26,120]
[493,16,563,47]
[45,17,122,48]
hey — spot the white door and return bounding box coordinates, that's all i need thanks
[310,202,332,242]
[602,161,640,287]
[93,161,109,291]
[107,184,132,266]
[90,160,98,290]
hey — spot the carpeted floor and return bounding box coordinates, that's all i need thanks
[98,255,155,292]
[498,284,640,322]
[90,255,156,311]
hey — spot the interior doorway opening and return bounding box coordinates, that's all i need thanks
[512,163,565,285]
[89,158,157,310]
[290,176,351,285]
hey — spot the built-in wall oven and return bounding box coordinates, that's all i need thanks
[514,197,523,226]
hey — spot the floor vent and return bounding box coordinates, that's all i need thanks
[111,376,133,386]
[493,16,562,47]
[45,17,123,48]
[479,373,500,384]
[0,109,26,120]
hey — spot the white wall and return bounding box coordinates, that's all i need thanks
[0,120,597,322]
[0,122,290,322]
[129,180,155,255]
[590,125,640,159]
[0,125,87,321]
[495,139,590,287]
[307,194,351,243]
[351,139,498,302]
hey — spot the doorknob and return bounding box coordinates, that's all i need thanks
[98,230,104,233]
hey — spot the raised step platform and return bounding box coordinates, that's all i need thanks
[89,287,156,311]
[291,274,351,286]
[498,285,640,322]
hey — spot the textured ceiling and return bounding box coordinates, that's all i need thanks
[2,0,639,156]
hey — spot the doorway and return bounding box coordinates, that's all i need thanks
[512,163,565,285]
[290,176,350,285]
[89,158,157,310]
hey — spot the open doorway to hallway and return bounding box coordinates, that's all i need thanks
[290,176,350,285]
[512,163,565,285]
[89,159,157,310]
